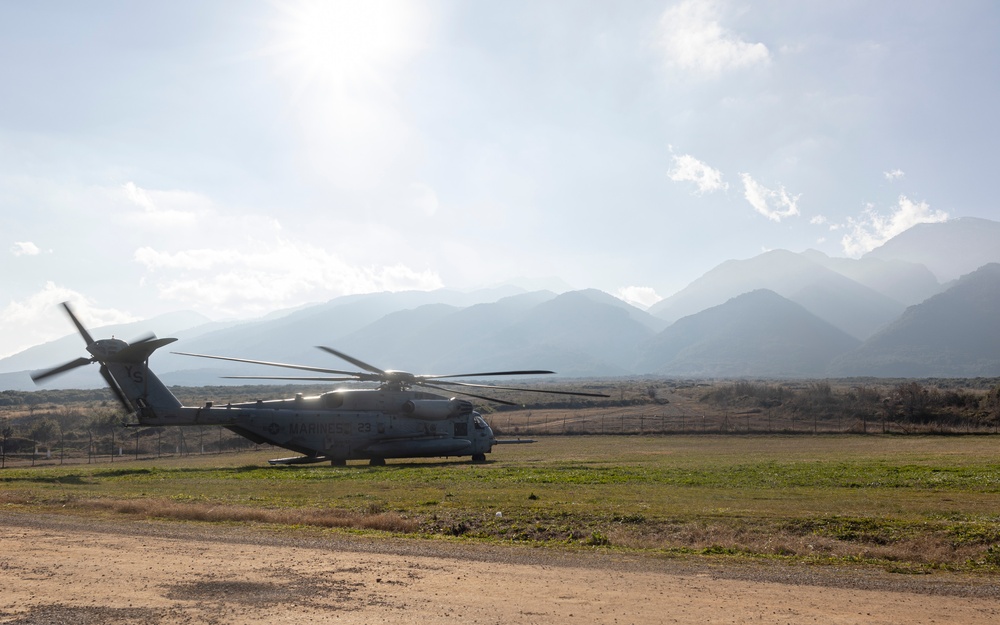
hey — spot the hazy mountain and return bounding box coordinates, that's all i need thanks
[638,290,861,377]
[648,249,904,340]
[469,290,656,376]
[332,289,655,377]
[2,289,530,390]
[864,217,1000,282]
[829,264,1000,376]
[6,218,1000,389]
[181,288,525,358]
[800,250,941,306]
[335,290,558,372]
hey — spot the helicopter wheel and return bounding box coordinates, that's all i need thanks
[369,457,386,466]
[471,453,486,463]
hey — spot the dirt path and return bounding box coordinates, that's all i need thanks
[1,511,998,624]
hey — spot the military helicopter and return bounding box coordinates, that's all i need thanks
[32,302,609,465]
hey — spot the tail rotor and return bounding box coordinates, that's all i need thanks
[30,302,175,416]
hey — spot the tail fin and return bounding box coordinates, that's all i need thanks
[101,338,183,416]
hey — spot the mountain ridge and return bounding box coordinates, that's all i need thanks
[3,218,999,389]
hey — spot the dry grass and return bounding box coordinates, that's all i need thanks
[72,497,419,533]
[603,521,988,568]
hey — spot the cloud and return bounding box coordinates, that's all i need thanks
[121,181,205,228]
[0,283,138,358]
[655,0,770,77]
[134,239,443,315]
[884,169,905,181]
[840,195,949,257]
[740,173,800,221]
[667,154,727,194]
[11,241,41,256]
[615,286,663,310]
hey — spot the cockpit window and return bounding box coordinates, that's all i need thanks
[473,416,488,430]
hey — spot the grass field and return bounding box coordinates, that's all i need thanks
[3,434,1000,573]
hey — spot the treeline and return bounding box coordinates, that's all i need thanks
[699,380,1000,429]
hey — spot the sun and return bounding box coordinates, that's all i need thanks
[265,0,425,97]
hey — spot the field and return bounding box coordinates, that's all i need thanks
[3,434,1000,574]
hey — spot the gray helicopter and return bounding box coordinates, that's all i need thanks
[32,303,608,465]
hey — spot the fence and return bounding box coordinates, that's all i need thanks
[485,410,1000,436]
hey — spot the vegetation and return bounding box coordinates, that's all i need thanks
[3,435,1000,574]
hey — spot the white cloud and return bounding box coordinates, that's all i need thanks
[884,169,905,181]
[740,173,800,222]
[615,286,663,310]
[667,154,728,194]
[840,195,949,257]
[11,241,40,256]
[0,283,137,358]
[809,215,827,225]
[655,0,770,77]
[134,239,443,315]
[121,181,205,228]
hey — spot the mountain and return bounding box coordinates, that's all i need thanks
[800,250,942,306]
[336,290,558,372]
[638,290,861,377]
[465,289,656,376]
[829,264,1000,376]
[5,218,1000,388]
[864,217,1000,282]
[648,249,905,340]
[339,289,656,376]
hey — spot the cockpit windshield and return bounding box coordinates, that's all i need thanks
[473,416,488,430]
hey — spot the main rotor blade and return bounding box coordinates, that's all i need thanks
[62,301,95,346]
[429,379,611,398]
[220,376,361,382]
[30,357,93,383]
[419,382,518,406]
[173,351,365,377]
[316,346,386,375]
[419,369,554,380]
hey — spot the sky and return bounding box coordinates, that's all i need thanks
[2,0,999,358]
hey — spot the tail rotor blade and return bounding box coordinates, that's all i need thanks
[30,357,93,383]
[100,365,134,414]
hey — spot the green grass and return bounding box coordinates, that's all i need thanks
[3,434,1000,573]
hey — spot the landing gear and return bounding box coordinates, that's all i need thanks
[369,457,386,466]
[330,458,346,466]
[471,453,486,463]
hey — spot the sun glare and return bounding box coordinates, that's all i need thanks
[267,0,425,96]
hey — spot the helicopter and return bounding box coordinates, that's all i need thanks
[32,302,609,465]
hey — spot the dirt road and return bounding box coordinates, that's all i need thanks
[1,511,998,624]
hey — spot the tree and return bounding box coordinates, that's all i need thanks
[29,418,57,459]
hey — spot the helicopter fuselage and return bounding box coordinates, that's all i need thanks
[139,388,496,463]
